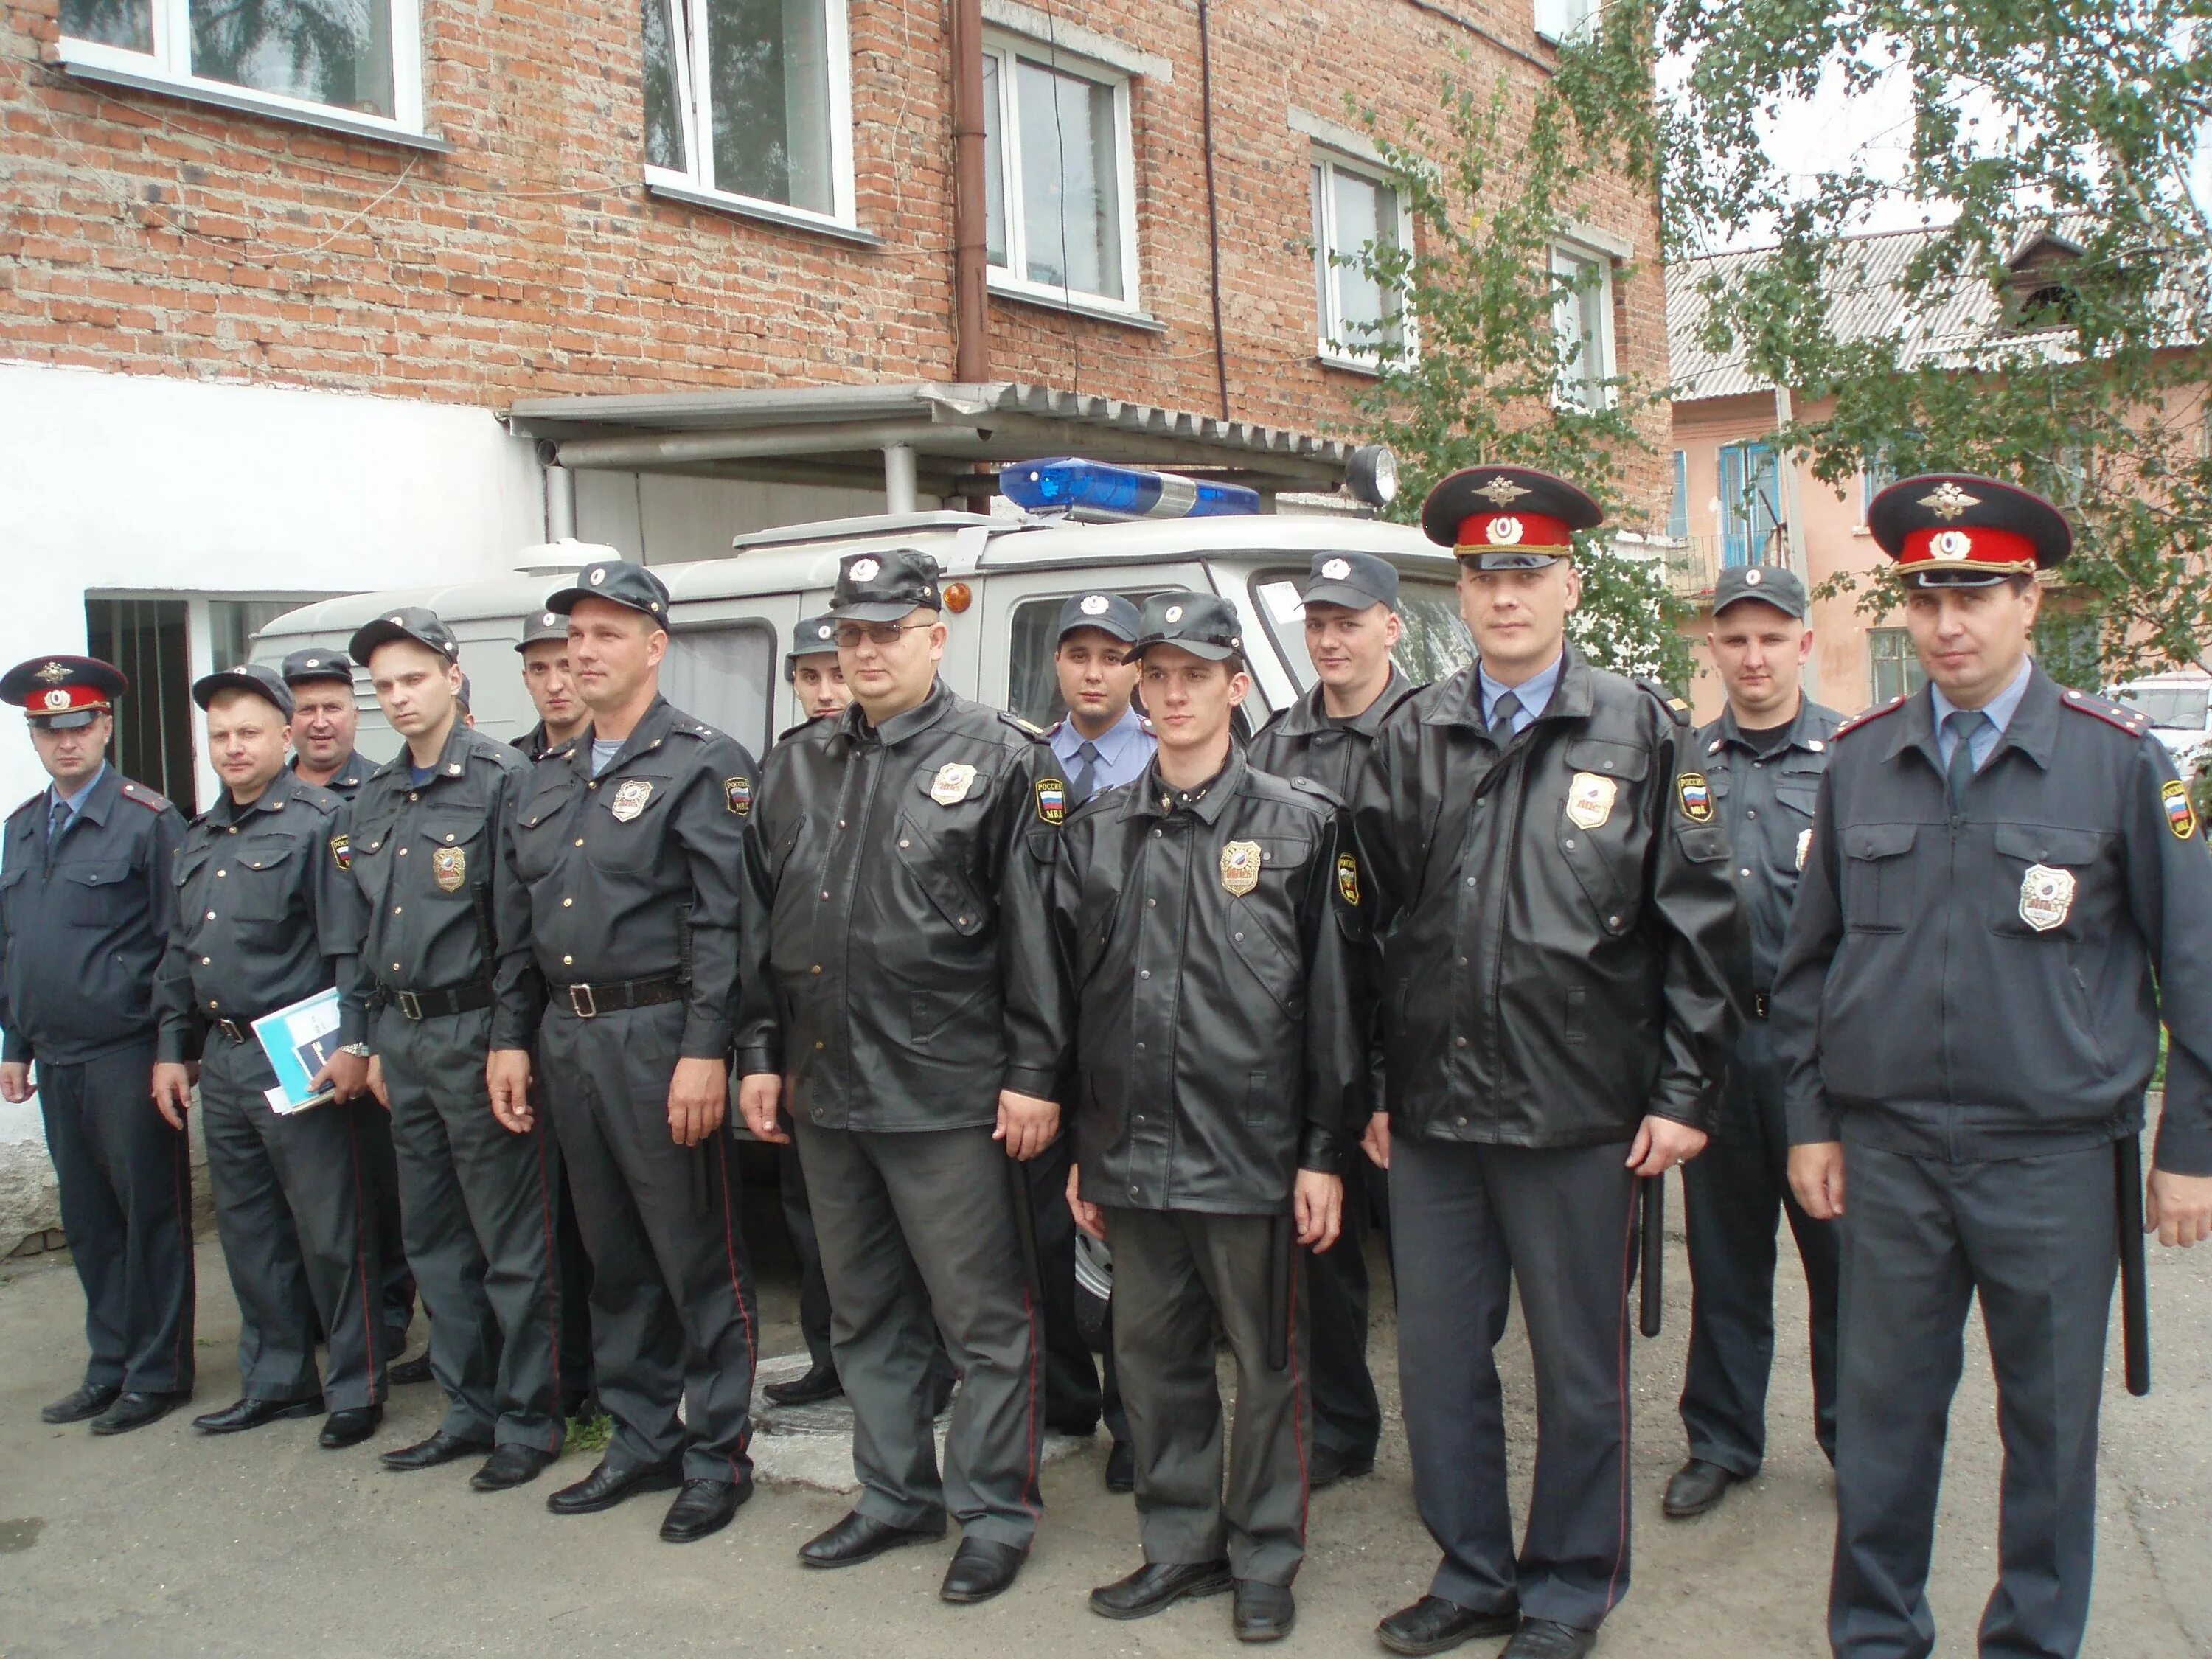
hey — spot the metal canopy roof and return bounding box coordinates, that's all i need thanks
[505,380,1358,498]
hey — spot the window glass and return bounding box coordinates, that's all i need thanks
[981,51,1008,265]
[1718,442,1782,567]
[1253,573,1472,693]
[189,0,397,119]
[61,0,150,51]
[643,0,688,171]
[1552,246,1610,409]
[706,0,835,212]
[1014,58,1122,299]
[2116,684,2211,730]
[661,625,775,757]
[1315,159,1403,358]
[1867,628,1927,706]
[1668,451,1690,540]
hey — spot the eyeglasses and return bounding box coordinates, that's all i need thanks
[833,622,934,649]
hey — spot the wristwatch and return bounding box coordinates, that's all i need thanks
[340,1043,372,1058]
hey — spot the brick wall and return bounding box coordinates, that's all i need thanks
[0,0,1666,513]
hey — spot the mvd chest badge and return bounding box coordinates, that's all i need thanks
[610,779,653,821]
[1565,771,1617,831]
[931,762,978,805]
[2018,863,2076,933]
[1220,840,1261,897]
[431,846,465,893]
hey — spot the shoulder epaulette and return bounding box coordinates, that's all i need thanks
[2058,686,2157,739]
[1284,774,1347,810]
[1635,678,1694,726]
[116,779,170,812]
[1834,696,1908,739]
[997,711,1050,742]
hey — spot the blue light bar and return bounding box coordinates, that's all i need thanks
[1001,457,1262,521]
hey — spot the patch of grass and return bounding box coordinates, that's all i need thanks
[568,1410,612,1455]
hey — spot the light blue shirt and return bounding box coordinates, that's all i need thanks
[48,761,107,831]
[1931,657,2033,773]
[1051,702,1155,801]
[590,738,624,778]
[1477,652,1565,734]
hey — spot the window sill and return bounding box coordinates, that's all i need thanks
[643,175,883,246]
[987,279,1164,332]
[1316,349,1385,378]
[55,49,451,153]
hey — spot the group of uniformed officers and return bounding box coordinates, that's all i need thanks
[3,463,2208,1659]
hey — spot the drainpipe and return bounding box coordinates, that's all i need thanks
[883,442,919,514]
[538,441,576,541]
[1197,0,1231,420]
[952,0,989,386]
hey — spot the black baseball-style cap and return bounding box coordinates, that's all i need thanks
[1866,474,2073,588]
[1421,465,1604,571]
[788,613,840,661]
[831,549,942,622]
[515,608,568,652]
[192,661,294,718]
[349,606,462,668]
[1131,592,1245,664]
[1301,551,1399,611]
[1,655,128,730]
[1055,591,1143,644]
[546,560,672,623]
[1711,564,1809,621]
[279,648,355,686]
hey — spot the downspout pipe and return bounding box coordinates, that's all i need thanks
[953,0,990,386]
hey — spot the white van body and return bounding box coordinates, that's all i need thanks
[2108,673,2212,777]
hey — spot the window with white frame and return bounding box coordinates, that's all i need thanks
[1551,241,1615,410]
[1312,154,1409,366]
[643,0,855,226]
[981,38,1138,310]
[57,0,425,129]
[1533,0,1597,44]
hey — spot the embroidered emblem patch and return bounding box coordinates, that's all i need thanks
[431,846,466,893]
[329,833,351,872]
[1795,827,1812,872]
[1565,771,1617,831]
[2162,779,2198,841]
[2018,863,2076,932]
[849,557,880,582]
[610,779,653,821]
[1337,852,1361,906]
[1677,773,1714,824]
[1321,557,1352,580]
[725,776,751,816]
[1079,594,1110,616]
[1220,840,1262,897]
[1035,778,1067,825]
[931,762,977,806]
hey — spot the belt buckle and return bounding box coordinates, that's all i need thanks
[217,1018,246,1043]
[1753,990,1770,1020]
[568,983,597,1020]
[396,990,423,1021]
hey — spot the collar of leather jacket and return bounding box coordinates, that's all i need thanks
[1268,665,1419,740]
[1130,743,1246,824]
[827,676,952,756]
[1422,644,1596,730]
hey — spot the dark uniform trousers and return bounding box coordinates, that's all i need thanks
[38,1036,195,1394]
[1391,1135,1638,1629]
[776,1143,835,1374]
[1830,1141,2115,1659]
[1029,1128,1119,1434]
[1108,1207,1309,1584]
[790,1115,1043,1549]
[1680,1012,1840,1473]
[1304,1168,1382,1460]
[359,1099,416,1350]
[377,1004,563,1451]
[197,1029,386,1411]
[538,1001,756,1481]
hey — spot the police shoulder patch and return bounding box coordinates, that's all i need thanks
[2160,779,2199,841]
[329,833,352,871]
[1676,772,1714,823]
[1336,851,1362,906]
[1034,776,1068,825]
[725,776,752,816]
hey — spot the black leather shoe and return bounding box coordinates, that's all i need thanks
[193,1397,321,1435]
[89,1391,184,1436]
[1232,1579,1295,1642]
[1501,1619,1597,1659]
[764,1363,843,1406]
[320,1405,383,1450]
[1309,1442,1376,1489]
[939,1537,1026,1604]
[42,1382,121,1425]
[380,1430,493,1470]
[661,1475,751,1542]
[1377,1596,1523,1656]
[1662,1457,1741,1519]
[1104,1439,1136,1493]
[1089,1559,1233,1619]
[799,1509,947,1568]
[471,1444,557,1492]
[547,1458,682,1515]
[389,1354,435,1387]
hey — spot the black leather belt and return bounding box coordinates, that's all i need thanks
[212,1017,254,1043]
[552,975,686,1019]
[1752,990,1770,1020]
[374,982,493,1021]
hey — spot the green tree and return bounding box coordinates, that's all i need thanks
[1334,40,1697,689]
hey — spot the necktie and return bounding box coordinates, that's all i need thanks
[1945,709,1988,810]
[46,795,69,842]
[1068,740,1099,804]
[1488,690,1523,748]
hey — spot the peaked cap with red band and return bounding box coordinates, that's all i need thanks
[1,655,128,728]
[1866,473,2072,587]
[1421,465,1604,569]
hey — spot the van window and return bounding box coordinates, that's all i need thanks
[2118,683,2211,731]
[1252,571,1472,692]
[661,625,776,757]
[1006,591,1165,728]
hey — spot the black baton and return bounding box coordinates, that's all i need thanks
[2116,1133,2150,1397]
[1267,1212,1292,1372]
[1639,1175,1664,1339]
[1006,1152,1045,1304]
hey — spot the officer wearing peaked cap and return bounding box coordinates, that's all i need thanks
[1,656,196,1436]
[487,559,763,1544]
[1772,475,2212,1659]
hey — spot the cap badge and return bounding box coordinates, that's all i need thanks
[1080,594,1110,616]
[931,762,978,806]
[1336,852,1361,907]
[1486,516,1525,546]
[431,846,467,894]
[1034,778,1067,825]
[1919,481,1981,520]
[1795,827,1812,871]
[1220,840,1262,897]
[1566,772,1617,831]
[35,661,68,684]
[41,689,70,711]
[2161,779,2198,840]
[389,615,404,625]
[1473,475,1531,505]
[1744,568,1763,586]
[1164,605,1185,623]
[2017,863,2076,932]
[816,622,835,640]
[1677,773,1714,824]
[1931,530,1973,560]
[588,568,606,586]
[543,613,560,627]
[305,657,321,667]
[609,778,653,821]
[849,557,880,582]
[1321,558,1352,580]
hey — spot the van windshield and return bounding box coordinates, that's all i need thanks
[2118,684,2211,731]
[1250,569,1473,694]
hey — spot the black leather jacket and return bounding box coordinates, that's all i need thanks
[736,679,1065,1131]
[1051,748,1371,1215]
[1354,647,1744,1147]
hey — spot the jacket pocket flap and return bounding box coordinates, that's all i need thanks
[239,846,296,872]
[1843,823,1916,861]
[1993,824,2104,866]
[891,832,991,936]
[62,860,131,886]
[1562,737,1650,784]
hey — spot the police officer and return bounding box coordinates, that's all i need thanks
[1773,475,2212,1659]
[1246,550,1420,1492]
[736,549,1064,1606]
[1665,564,1843,1520]
[487,560,761,1544]
[1056,592,1368,1643]
[0,656,194,1436]
[1043,590,1153,1486]
[282,647,417,1378]
[150,662,389,1450]
[787,611,851,725]
[344,609,565,1491]
[1358,467,1742,1659]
